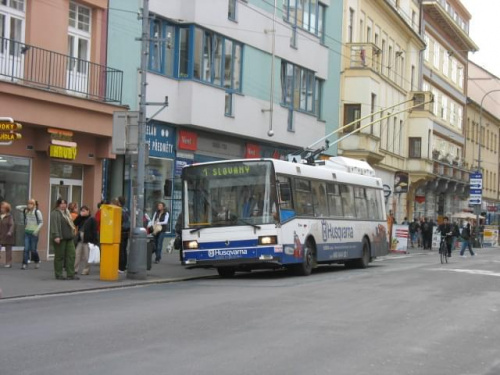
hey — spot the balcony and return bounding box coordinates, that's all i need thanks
[384,0,420,34]
[422,1,478,52]
[0,37,123,103]
[348,43,381,73]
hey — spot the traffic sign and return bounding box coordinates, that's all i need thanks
[0,122,22,132]
[470,173,482,190]
[469,197,481,205]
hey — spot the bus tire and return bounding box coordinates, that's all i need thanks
[346,238,370,269]
[217,267,236,278]
[291,240,314,276]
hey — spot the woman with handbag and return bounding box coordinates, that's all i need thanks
[74,205,98,275]
[149,202,169,264]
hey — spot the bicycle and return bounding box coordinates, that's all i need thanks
[439,233,452,264]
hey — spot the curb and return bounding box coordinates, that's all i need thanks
[0,274,218,301]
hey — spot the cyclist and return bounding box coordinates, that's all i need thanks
[437,216,453,258]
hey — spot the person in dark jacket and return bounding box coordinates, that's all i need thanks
[459,218,475,257]
[437,216,453,257]
[50,198,78,280]
[74,206,98,275]
[0,201,15,268]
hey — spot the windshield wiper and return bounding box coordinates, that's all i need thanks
[189,226,206,234]
[236,219,261,230]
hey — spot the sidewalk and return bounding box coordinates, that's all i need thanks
[0,250,218,299]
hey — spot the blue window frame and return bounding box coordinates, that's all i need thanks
[282,0,326,37]
[281,60,321,117]
[148,18,243,94]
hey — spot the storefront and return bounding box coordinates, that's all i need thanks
[0,124,112,261]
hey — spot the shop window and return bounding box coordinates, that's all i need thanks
[145,157,174,233]
[0,155,30,247]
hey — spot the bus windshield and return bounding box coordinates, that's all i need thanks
[183,161,276,228]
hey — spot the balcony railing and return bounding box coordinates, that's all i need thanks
[429,0,469,33]
[385,0,420,34]
[348,43,381,72]
[0,37,123,103]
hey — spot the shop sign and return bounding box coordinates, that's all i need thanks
[175,158,193,177]
[487,205,498,212]
[0,117,22,144]
[146,121,176,159]
[178,130,198,151]
[245,143,261,158]
[49,145,77,160]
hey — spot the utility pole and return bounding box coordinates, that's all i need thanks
[128,0,149,280]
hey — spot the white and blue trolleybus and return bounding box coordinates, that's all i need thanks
[181,156,389,277]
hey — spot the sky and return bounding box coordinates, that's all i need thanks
[461,0,500,78]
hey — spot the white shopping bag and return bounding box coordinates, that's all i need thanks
[88,243,100,264]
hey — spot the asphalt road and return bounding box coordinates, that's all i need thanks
[1,250,500,375]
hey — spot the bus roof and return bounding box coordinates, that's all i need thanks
[186,157,383,189]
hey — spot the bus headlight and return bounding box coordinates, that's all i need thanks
[258,235,277,245]
[184,240,199,249]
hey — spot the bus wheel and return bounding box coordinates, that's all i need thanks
[292,240,314,276]
[347,239,370,269]
[217,267,236,278]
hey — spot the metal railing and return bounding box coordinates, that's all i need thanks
[0,37,123,103]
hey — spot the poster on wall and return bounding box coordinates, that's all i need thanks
[391,225,409,253]
[483,226,499,247]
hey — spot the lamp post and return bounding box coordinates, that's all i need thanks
[475,89,500,236]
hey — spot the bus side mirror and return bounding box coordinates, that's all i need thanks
[279,183,291,202]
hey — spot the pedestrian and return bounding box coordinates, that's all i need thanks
[16,199,43,270]
[451,220,460,252]
[50,198,79,280]
[112,196,130,273]
[148,201,169,264]
[459,218,475,257]
[437,216,453,257]
[174,212,183,262]
[409,218,420,248]
[0,201,15,268]
[421,217,431,249]
[68,202,79,221]
[74,205,98,275]
[401,217,409,225]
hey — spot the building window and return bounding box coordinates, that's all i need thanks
[370,93,376,134]
[283,0,326,37]
[225,92,233,116]
[343,104,361,133]
[314,78,323,119]
[67,2,91,92]
[348,8,354,43]
[281,60,319,116]
[424,34,429,61]
[409,138,421,158]
[433,43,440,69]
[228,0,236,21]
[148,22,242,93]
[0,0,25,76]
[410,65,415,90]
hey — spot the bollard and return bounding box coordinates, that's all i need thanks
[127,227,148,280]
[100,204,122,281]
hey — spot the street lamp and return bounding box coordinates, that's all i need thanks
[476,89,500,234]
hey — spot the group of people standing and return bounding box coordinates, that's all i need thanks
[0,197,129,280]
[406,215,477,257]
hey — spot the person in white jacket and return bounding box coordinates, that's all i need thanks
[148,202,169,264]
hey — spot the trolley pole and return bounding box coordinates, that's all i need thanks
[127,0,149,280]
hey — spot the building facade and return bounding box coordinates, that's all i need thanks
[107,0,342,233]
[404,0,478,221]
[0,0,124,260]
[465,61,500,224]
[338,0,424,222]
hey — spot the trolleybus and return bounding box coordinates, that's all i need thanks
[181,156,389,277]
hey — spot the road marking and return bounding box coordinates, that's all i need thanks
[436,269,500,277]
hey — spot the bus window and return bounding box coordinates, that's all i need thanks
[277,175,295,221]
[339,184,356,218]
[327,183,342,217]
[354,187,368,220]
[366,188,379,220]
[294,178,314,216]
[312,180,328,217]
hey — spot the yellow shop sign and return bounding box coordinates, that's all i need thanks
[49,145,77,160]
